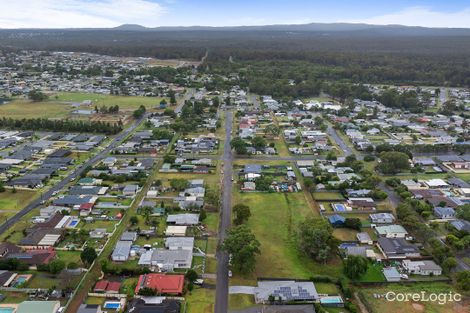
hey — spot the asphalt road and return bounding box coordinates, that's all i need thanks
[326,125,353,157]
[0,114,146,236]
[214,110,233,313]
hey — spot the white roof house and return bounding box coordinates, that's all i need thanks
[375,225,408,238]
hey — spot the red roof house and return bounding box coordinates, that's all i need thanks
[94,280,109,292]
[106,281,121,294]
[134,274,184,295]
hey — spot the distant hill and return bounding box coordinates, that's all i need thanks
[107,22,470,36]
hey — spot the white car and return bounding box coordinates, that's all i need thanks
[228,270,233,278]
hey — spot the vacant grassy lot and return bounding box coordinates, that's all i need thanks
[313,191,345,201]
[232,192,342,280]
[56,92,167,112]
[0,100,73,119]
[0,189,38,221]
[228,294,257,311]
[185,287,215,313]
[359,283,470,313]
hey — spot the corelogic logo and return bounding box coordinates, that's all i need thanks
[385,291,462,305]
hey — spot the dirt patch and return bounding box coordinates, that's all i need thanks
[411,303,424,311]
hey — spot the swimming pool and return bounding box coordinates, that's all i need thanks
[320,296,344,305]
[0,307,15,313]
[103,302,121,310]
[333,203,346,212]
[68,220,79,227]
[12,276,28,287]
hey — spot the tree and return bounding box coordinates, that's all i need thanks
[297,218,336,263]
[80,247,97,266]
[185,269,199,283]
[264,124,280,137]
[28,89,48,101]
[48,259,66,274]
[456,271,470,291]
[163,154,176,164]
[442,257,457,273]
[133,105,146,118]
[170,179,189,191]
[377,151,410,174]
[251,136,266,150]
[221,225,261,274]
[138,287,157,296]
[130,216,138,226]
[233,204,251,225]
[457,204,470,222]
[344,218,362,231]
[344,255,368,280]
[231,137,247,155]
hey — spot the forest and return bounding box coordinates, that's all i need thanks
[2,26,470,90]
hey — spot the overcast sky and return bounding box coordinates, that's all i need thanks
[2,0,470,28]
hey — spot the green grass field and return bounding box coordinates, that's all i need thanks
[185,287,215,313]
[0,100,73,119]
[313,191,345,201]
[56,92,167,111]
[0,190,38,221]
[232,192,342,280]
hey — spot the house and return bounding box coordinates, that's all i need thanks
[244,164,262,174]
[111,240,132,262]
[347,198,376,210]
[139,249,192,271]
[383,267,401,282]
[134,273,185,295]
[377,237,420,259]
[370,213,395,224]
[165,226,187,237]
[402,260,442,276]
[126,299,180,313]
[123,184,139,196]
[166,214,199,226]
[6,248,56,266]
[252,280,319,304]
[120,231,137,242]
[17,301,61,313]
[242,181,256,191]
[433,207,456,219]
[449,219,470,233]
[424,179,449,189]
[344,246,377,260]
[375,225,408,238]
[328,214,346,227]
[40,206,69,218]
[357,232,373,244]
[78,304,102,313]
[165,237,195,251]
[89,228,107,239]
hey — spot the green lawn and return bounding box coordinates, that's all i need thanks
[0,189,38,221]
[0,99,73,119]
[56,92,168,112]
[57,250,83,266]
[185,287,215,313]
[228,294,257,311]
[232,192,342,280]
[357,263,385,282]
[313,192,345,201]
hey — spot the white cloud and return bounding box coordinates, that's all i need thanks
[0,0,166,28]
[354,6,470,28]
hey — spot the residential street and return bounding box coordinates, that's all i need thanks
[215,110,234,313]
[0,114,146,236]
